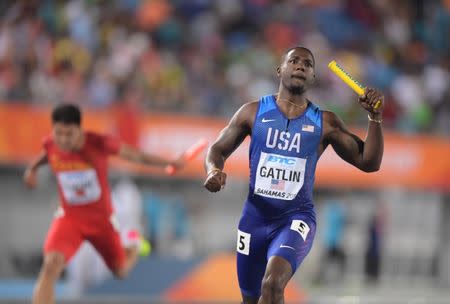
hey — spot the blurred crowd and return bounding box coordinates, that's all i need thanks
[0,0,449,134]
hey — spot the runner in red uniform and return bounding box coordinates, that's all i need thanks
[23,104,183,304]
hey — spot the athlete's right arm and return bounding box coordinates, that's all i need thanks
[24,150,48,188]
[204,102,257,192]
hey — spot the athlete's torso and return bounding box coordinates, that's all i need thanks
[44,132,120,219]
[244,95,323,221]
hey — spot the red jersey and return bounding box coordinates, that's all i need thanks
[43,132,121,219]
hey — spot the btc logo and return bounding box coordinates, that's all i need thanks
[267,155,296,165]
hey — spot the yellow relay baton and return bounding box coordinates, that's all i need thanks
[328,60,382,110]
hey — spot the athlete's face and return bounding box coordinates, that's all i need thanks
[52,123,83,151]
[277,48,315,95]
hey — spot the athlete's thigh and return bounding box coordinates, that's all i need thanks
[44,214,84,263]
[87,215,125,272]
[267,215,316,274]
[236,213,269,299]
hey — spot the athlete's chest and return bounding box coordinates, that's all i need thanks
[48,148,106,205]
[252,114,321,156]
[47,147,103,173]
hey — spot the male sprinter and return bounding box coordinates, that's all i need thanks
[204,46,384,304]
[24,104,183,304]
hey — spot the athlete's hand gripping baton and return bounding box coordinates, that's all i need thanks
[165,138,208,175]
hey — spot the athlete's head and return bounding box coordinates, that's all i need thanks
[277,46,315,95]
[51,104,83,151]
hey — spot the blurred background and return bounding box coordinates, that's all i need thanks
[0,0,449,303]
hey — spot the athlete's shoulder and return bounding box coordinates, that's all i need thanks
[307,100,321,112]
[86,131,121,155]
[237,94,276,115]
[304,100,323,124]
[322,110,342,127]
[42,135,53,150]
[85,131,102,139]
[84,131,108,144]
[321,110,348,139]
[230,100,259,121]
[230,100,259,130]
[238,100,259,116]
[80,132,104,151]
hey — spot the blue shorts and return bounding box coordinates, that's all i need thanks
[236,211,316,298]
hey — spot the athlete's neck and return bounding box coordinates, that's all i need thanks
[276,92,308,109]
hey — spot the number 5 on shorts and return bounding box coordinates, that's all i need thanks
[237,229,251,255]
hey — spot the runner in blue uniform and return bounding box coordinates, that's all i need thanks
[203,46,384,304]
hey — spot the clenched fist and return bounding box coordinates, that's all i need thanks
[204,169,227,192]
[23,168,38,188]
[358,87,384,115]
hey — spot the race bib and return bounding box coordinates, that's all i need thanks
[254,152,306,201]
[57,169,101,205]
[290,220,310,241]
[237,229,251,255]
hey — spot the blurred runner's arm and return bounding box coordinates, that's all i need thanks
[24,150,48,188]
[118,144,183,169]
[165,138,208,175]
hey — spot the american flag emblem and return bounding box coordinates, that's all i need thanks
[302,124,314,132]
[270,179,285,190]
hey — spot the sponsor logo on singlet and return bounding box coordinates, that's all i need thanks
[57,169,101,205]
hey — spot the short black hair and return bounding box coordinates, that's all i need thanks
[51,104,82,125]
[282,46,315,65]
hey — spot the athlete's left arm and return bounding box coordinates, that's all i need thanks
[118,144,181,168]
[322,87,384,172]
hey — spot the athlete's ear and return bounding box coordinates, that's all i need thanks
[276,66,281,77]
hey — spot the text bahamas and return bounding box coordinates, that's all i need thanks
[255,188,288,198]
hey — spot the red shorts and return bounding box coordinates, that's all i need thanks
[43,212,125,272]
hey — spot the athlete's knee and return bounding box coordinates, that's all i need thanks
[261,274,285,298]
[41,252,65,279]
